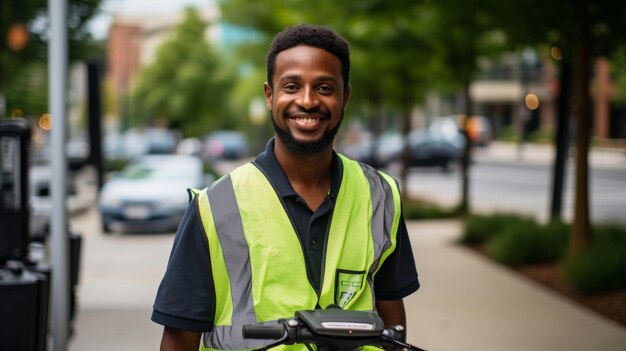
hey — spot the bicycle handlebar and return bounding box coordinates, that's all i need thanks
[243,308,428,351]
[242,324,286,340]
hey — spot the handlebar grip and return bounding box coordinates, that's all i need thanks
[242,324,285,340]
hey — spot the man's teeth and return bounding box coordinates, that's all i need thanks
[296,117,318,123]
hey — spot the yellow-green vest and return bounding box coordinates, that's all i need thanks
[192,154,401,351]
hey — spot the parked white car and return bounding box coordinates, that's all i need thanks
[98,154,211,234]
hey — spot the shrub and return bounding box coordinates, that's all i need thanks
[497,127,519,142]
[402,200,458,220]
[461,213,535,244]
[105,158,129,173]
[487,220,568,266]
[593,223,626,246]
[528,129,553,144]
[564,244,626,294]
[543,219,570,240]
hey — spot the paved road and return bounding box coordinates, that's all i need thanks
[401,144,626,223]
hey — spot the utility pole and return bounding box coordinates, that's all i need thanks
[49,0,70,349]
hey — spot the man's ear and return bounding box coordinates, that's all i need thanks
[343,84,351,111]
[263,82,272,109]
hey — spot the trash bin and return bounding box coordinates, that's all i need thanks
[0,261,49,351]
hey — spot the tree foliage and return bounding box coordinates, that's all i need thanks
[131,8,234,137]
[0,0,103,117]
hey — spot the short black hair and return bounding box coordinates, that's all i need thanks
[266,24,350,89]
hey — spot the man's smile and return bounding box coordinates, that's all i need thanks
[286,112,329,129]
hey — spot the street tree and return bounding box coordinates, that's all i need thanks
[483,0,626,257]
[131,7,233,137]
[419,0,511,214]
[0,0,103,117]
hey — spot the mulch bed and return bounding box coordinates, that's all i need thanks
[465,244,626,328]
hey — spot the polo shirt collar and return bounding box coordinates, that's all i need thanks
[253,137,342,200]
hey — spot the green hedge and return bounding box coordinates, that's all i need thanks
[564,223,626,293]
[461,213,536,244]
[593,223,626,246]
[487,220,568,266]
[462,214,626,294]
[527,129,553,144]
[105,158,130,173]
[402,200,459,220]
[564,244,626,294]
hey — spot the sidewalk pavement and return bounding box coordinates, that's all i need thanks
[474,141,626,169]
[66,215,626,351]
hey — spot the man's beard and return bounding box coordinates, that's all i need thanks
[271,111,343,156]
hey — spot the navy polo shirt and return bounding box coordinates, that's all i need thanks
[152,138,419,332]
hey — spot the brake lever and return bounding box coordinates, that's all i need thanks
[250,329,289,351]
[381,327,428,351]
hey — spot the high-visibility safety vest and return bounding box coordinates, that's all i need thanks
[191,154,401,351]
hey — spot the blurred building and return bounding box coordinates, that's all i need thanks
[426,49,624,144]
[471,49,555,141]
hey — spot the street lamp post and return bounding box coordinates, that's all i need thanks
[49,0,70,350]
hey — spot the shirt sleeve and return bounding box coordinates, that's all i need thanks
[373,206,420,300]
[151,196,216,332]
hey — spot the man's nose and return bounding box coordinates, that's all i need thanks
[296,87,320,110]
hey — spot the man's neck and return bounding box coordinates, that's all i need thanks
[273,138,333,211]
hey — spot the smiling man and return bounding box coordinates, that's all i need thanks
[152,24,419,351]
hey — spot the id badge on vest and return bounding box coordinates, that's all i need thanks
[335,269,366,308]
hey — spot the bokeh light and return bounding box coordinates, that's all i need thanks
[39,113,52,130]
[525,93,540,110]
[7,23,29,52]
[550,47,563,61]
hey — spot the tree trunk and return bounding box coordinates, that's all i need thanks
[550,61,572,221]
[458,77,472,214]
[570,0,592,258]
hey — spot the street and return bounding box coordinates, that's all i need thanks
[404,145,626,224]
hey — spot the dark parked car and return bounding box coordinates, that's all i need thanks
[370,120,465,171]
[371,132,404,168]
[406,129,464,170]
[98,154,210,233]
[202,130,248,161]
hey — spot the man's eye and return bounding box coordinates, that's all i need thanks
[317,85,334,94]
[283,84,299,92]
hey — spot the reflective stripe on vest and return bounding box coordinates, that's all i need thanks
[195,155,401,351]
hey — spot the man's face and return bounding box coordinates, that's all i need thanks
[264,45,350,155]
